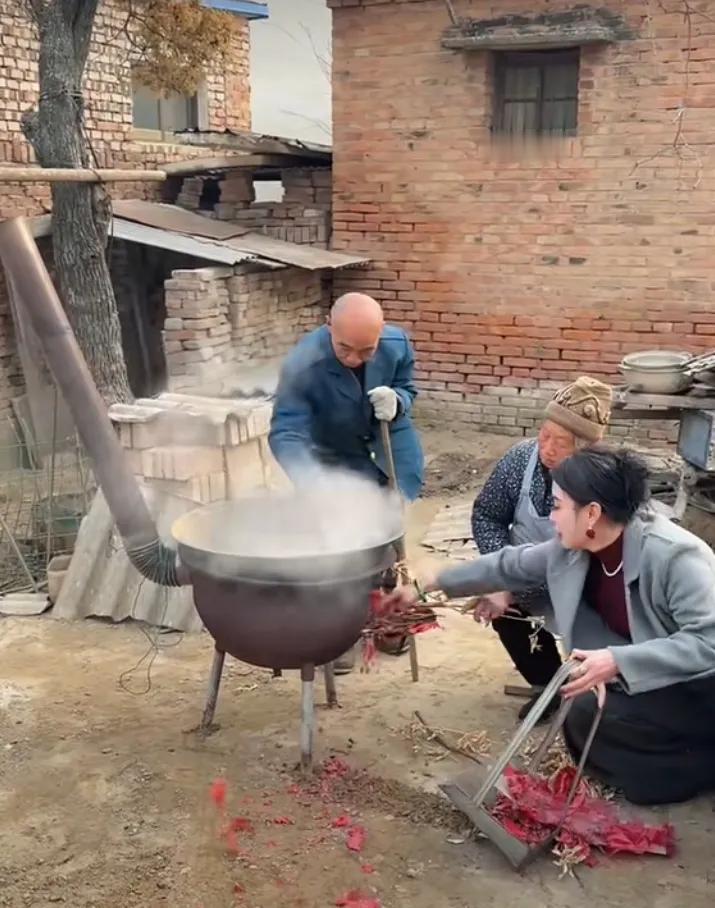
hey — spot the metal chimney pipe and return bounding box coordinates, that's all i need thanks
[0,216,187,586]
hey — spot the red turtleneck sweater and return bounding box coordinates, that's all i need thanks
[583,534,631,641]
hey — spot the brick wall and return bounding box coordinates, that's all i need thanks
[0,270,21,420]
[228,268,326,363]
[0,0,252,420]
[327,0,715,439]
[162,265,327,393]
[176,167,333,248]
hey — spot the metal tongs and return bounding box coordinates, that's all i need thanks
[440,659,606,871]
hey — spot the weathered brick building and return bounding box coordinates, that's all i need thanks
[0,0,361,450]
[0,0,269,429]
[327,0,715,438]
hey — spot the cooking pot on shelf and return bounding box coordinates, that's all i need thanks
[618,350,693,394]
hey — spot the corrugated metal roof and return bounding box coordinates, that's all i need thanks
[111,219,278,267]
[113,200,248,239]
[53,490,204,633]
[29,201,370,271]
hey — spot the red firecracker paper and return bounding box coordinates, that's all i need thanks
[490,766,676,865]
[335,890,381,908]
[210,778,228,809]
[346,825,367,853]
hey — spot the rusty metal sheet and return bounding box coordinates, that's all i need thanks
[229,233,370,271]
[112,200,249,240]
[27,201,369,271]
[111,218,263,266]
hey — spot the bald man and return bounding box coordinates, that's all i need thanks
[269,293,424,500]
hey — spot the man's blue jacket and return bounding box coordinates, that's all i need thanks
[268,324,424,500]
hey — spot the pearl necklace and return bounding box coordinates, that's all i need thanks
[600,560,623,578]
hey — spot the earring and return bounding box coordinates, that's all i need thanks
[586,527,596,540]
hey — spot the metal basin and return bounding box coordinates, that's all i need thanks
[171,494,402,668]
[619,350,693,394]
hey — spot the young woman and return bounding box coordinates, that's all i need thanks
[392,447,715,805]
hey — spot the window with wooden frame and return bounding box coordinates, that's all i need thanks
[131,69,203,139]
[493,49,580,137]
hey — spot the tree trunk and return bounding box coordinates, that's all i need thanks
[22,0,132,404]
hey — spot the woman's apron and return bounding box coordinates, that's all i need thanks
[508,443,554,620]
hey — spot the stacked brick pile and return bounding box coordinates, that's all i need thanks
[215,168,332,247]
[228,268,326,363]
[110,393,279,509]
[161,264,327,394]
[162,268,235,392]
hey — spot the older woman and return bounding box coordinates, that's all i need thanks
[472,376,613,719]
[394,447,715,805]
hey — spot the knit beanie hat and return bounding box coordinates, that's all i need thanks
[544,376,612,443]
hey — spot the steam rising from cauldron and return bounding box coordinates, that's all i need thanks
[172,465,404,584]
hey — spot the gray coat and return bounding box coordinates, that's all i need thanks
[439,509,715,695]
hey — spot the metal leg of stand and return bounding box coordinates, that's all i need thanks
[300,664,315,774]
[199,647,226,734]
[408,635,419,682]
[323,662,338,707]
[672,465,695,523]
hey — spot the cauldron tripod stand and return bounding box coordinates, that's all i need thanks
[198,646,338,771]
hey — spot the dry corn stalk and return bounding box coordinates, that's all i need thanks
[402,711,491,763]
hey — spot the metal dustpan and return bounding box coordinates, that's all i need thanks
[440,659,605,872]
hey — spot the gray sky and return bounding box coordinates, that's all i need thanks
[250,0,332,144]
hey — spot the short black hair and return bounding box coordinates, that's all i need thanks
[551,446,650,524]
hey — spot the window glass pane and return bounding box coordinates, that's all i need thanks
[494,50,579,136]
[543,62,579,101]
[502,100,540,135]
[159,92,199,132]
[502,65,540,100]
[542,98,577,134]
[132,82,161,130]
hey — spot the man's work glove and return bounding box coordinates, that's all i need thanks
[368,386,399,421]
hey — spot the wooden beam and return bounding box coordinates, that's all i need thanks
[0,167,167,183]
[162,154,320,176]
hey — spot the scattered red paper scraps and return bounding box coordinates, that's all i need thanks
[210,778,228,809]
[335,890,381,908]
[409,621,440,635]
[490,766,676,867]
[233,883,245,896]
[228,817,254,834]
[224,828,241,855]
[273,816,295,826]
[346,825,368,853]
[332,814,353,828]
[361,864,376,875]
[324,756,351,778]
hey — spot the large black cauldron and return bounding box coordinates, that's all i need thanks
[171,497,401,670]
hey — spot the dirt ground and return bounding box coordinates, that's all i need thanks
[1,426,714,908]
